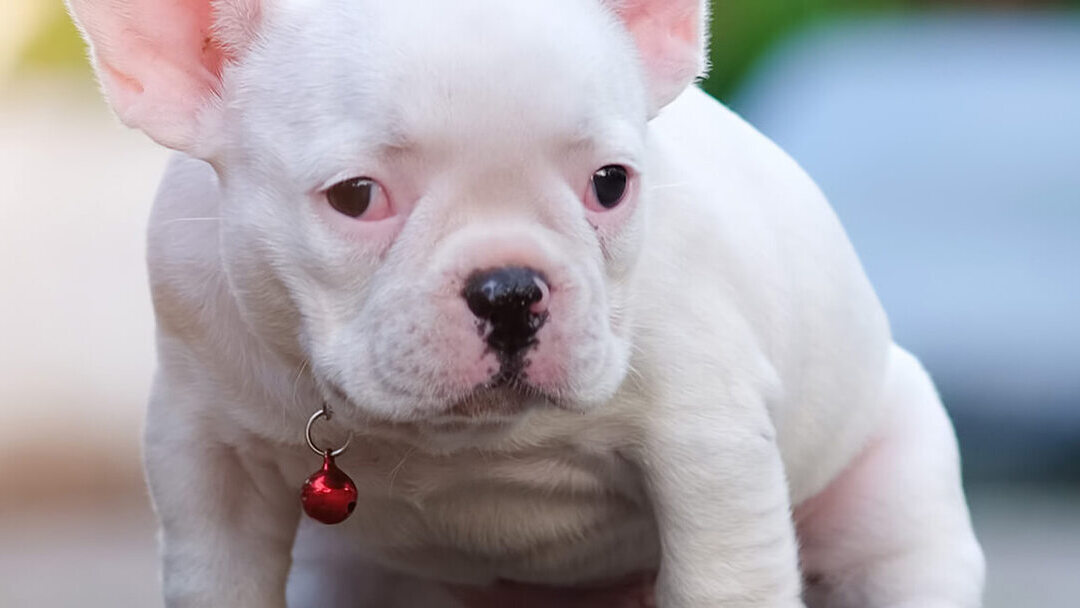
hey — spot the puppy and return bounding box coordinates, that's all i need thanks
[67,0,984,606]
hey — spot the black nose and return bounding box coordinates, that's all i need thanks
[463,267,548,354]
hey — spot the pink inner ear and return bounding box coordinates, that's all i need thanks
[620,2,699,45]
[199,6,230,80]
[70,0,261,151]
[143,0,231,86]
[156,0,263,80]
[610,0,704,111]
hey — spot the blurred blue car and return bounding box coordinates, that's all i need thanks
[728,13,1080,481]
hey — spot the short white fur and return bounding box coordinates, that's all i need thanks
[67,0,985,606]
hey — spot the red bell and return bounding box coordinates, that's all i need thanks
[301,453,358,524]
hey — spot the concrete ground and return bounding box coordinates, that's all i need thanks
[1,484,1078,607]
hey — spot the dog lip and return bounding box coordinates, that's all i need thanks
[314,371,564,423]
[444,384,558,418]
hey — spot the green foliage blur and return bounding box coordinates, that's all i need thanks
[18,5,87,74]
[16,1,1080,101]
[705,0,910,100]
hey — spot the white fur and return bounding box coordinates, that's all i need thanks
[68,0,984,606]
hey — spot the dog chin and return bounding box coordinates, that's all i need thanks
[317,377,564,428]
[443,384,562,419]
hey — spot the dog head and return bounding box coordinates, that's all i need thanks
[69,0,709,423]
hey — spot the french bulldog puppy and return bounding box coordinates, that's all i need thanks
[67,0,985,606]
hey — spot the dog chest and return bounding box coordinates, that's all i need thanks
[307,436,661,584]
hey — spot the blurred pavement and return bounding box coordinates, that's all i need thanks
[2,483,1078,607]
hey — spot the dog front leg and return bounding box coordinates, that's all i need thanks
[145,389,300,608]
[639,395,804,608]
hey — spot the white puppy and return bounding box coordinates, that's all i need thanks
[68,0,984,606]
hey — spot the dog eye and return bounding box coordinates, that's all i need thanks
[326,177,380,218]
[591,165,629,210]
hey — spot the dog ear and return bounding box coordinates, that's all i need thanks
[604,0,709,114]
[66,0,262,155]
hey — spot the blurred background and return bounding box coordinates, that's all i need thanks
[1,1,1077,606]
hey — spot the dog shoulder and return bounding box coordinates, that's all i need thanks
[642,86,889,370]
[638,88,894,499]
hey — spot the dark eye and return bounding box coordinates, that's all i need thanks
[326,177,378,218]
[591,165,629,209]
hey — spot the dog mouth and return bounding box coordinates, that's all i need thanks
[317,372,560,425]
[445,381,555,418]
